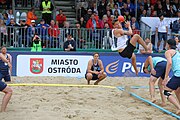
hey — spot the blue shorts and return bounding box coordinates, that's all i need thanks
[0,72,11,82]
[0,80,7,91]
[166,76,180,90]
[158,32,167,41]
[85,73,98,80]
[151,61,166,79]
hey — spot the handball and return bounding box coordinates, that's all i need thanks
[118,16,124,22]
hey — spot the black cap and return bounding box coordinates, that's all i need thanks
[167,39,177,49]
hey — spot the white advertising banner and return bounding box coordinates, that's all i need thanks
[17,55,93,77]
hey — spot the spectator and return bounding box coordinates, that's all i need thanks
[86,14,101,30]
[48,20,60,48]
[137,3,144,21]
[63,21,74,38]
[148,5,156,17]
[26,8,38,26]
[31,33,43,52]
[154,0,161,11]
[166,4,176,17]
[106,10,112,19]
[116,0,124,9]
[173,0,179,12]
[56,9,66,28]
[143,0,150,11]
[132,24,140,35]
[140,10,147,20]
[162,0,171,13]
[7,9,14,19]
[84,9,92,23]
[40,0,54,24]
[93,11,99,21]
[27,20,37,47]
[79,17,86,28]
[7,18,19,46]
[3,13,10,25]
[18,20,29,47]
[75,22,85,49]
[157,4,166,16]
[127,0,135,16]
[171,18,180,35]
[36,19,49,47]
[106,5,113,15]
[77,6,86,18]
[156,14,168,51]
[107,0,114,9]
[63,34,76,51]
[100,15,113,29]
[139,37,153,54]
[131,17,139,30]
[110,15,115,25]
[175,36,180,51]
[123,10,131,21]
[0,20,8,46]
[112,4,121,15]
[91,3,98,15]
[121,3,130,16]
[102,22,112,49]
[97,0,107,19]
[114,9,120,19]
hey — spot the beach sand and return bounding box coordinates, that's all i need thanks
[0,76,177,120]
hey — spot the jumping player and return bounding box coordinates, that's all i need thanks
[85,52,107,85]
[0,49,12,112]
[143,56,166,106]
[112,20,148,75]
[0,46,12,82]
[163,39,180,115]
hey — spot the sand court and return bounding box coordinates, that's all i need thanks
[0,76,178,120]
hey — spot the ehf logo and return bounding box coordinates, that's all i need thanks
[30,58,44,74]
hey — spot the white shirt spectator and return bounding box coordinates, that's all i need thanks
[156,19,168,33]
[8,14,14,19]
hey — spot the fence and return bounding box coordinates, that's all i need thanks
[0,27,152,50]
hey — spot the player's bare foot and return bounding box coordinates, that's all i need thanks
[151,98,156,103]
[176,109,180,115]
[94,81,99,85]
[161,102,166,107]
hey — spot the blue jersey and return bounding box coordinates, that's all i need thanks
[172,51,180,77]
[147,57,167,71]
[91,59,101,72]
[0,54,9,74]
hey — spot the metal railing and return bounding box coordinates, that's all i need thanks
[0,27,152,50]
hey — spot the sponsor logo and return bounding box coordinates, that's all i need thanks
[122,62,144,73]
[106,60,119,74]
[30,58,43,74]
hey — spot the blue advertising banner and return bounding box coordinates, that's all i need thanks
[101,55,149,77]
[9,51,172,77]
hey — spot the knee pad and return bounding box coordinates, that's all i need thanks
[164,90,172,99]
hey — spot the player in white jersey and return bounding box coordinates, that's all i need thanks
[112,20,148,75]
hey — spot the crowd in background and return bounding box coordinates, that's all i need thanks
[0,0,179,52]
